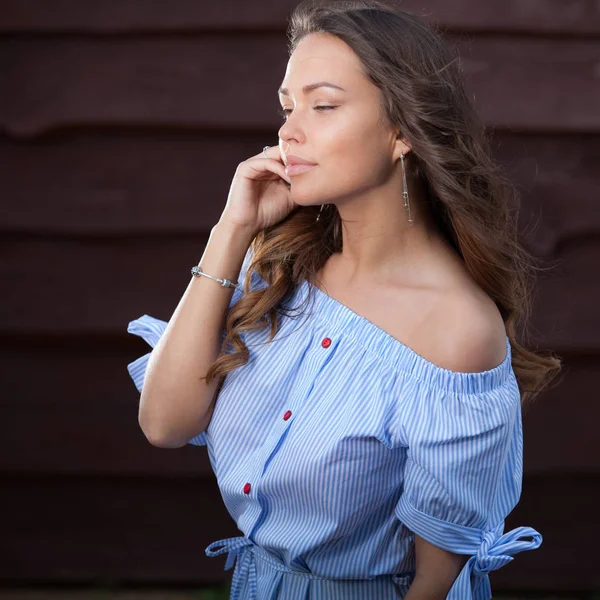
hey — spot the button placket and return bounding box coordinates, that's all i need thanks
[243,333,337,514]
[245,403,297,498]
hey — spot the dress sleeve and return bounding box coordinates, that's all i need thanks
[394,383,542,599]
[126,246,254,447]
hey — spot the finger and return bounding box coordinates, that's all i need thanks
[246,158,291,183]
[250,145,273,160]
[253,144,284,163]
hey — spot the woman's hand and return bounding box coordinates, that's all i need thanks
[219,145,297,237]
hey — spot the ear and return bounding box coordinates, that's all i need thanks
[393,133,411,162]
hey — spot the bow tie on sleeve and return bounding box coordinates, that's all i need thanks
[447,524,543,600]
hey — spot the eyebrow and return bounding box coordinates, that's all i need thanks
[278,81,346,96]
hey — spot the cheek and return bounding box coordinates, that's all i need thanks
[331,134,388,185]
[329,115,386,163]
[291,118,389,198]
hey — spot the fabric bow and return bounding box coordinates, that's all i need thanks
[206,535,257,600]
[447,525,543,600]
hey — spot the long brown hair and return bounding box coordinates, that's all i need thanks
[204,0,562,406]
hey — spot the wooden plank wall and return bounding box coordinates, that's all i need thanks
[1,0,599,592]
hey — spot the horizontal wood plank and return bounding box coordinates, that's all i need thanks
[500,474,600,590]
[1,0,597,590]
[0,131,259,235]
[521,354,599,474]
[0,592,228,599]
[0,338,593,473]
[0,236,211,334]
[2,0,598,35]
[0,235,594,352]
[1,36,598,136]
[0,337,214,475]
[0,474,238,584]
[0,472,595,590]
[1,133,598,259]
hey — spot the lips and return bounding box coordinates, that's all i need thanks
[285,163,317,176]
[283,153,318,177]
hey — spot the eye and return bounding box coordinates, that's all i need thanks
[278,106,337,120]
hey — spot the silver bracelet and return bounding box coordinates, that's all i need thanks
[191,265,240,290]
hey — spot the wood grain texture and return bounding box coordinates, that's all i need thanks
[2,0,599,35]
[0,234,592,352]
[0,473,593,590]
[0,337,594,474]
[1,36,598,137]
[0,336,214,475]
[521,354,599,474]
[0,236,210,334]
[0,474,238,583]
[0,0,595,590]
[1,134,598,253]
[0,132,261,235]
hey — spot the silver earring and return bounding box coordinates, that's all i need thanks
[401,150,414,226]
[316,204,326,222]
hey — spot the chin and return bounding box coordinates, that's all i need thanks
[289,183,323,202]
[286,189,314,206]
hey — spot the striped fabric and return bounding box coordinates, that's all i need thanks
[127,247,542,599]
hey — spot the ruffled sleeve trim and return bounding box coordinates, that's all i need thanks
[396,495,542,599]
[126,314,207,447]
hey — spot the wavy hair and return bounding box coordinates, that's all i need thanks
[204,0,562,406]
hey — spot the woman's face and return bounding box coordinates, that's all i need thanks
[278,32,402,207]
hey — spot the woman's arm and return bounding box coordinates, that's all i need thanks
[136,219,255,447]
[404,534,469,599]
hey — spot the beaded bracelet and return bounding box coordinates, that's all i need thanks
[191,265,240,290]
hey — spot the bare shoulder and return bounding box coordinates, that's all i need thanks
[422,287,508,374]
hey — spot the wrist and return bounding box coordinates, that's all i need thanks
[215,215,258,240]
[212,220,255,246]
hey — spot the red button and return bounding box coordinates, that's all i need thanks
[283,410,292,421]
[321,337,332,348]
[243,483,251,494]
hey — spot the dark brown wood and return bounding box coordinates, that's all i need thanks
[2,0,599,35]
[0,473,594,591]
[492,134,600,258]
[0,235,591,353]
[0,336,214,475]
[521,353,599,474]
[0,132,263,235]
[0,474,239,584]
[1,36,598,137]
[498,474,600,590]
[0,36,287,137]
[1,134,598,254]
[0,0,595,590]
[0,237,210,335]
[0,338,594,474]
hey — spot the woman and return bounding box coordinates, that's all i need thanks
[127,1,561,597]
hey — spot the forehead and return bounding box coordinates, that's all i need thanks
[280,33,364,92]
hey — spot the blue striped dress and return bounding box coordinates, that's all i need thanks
[127,247,542,599]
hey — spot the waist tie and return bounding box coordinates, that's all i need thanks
[206,536,257,600]
[447,524,543,600]
[206,535,416,599]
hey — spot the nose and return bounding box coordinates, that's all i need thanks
[278,122,290,143]
[278,111,305,145]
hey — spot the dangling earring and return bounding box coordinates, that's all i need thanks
[316,204,326,222]
[400,150,414,226]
